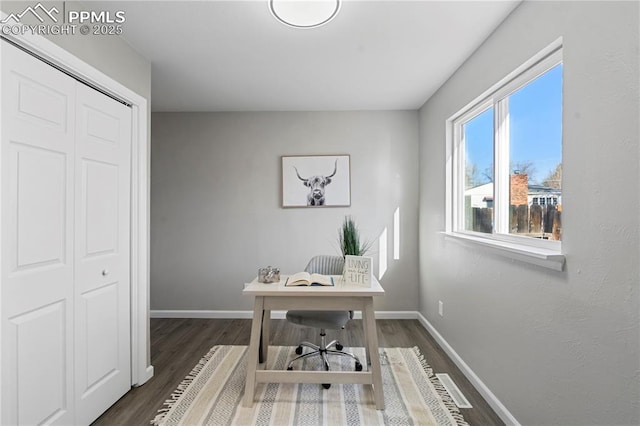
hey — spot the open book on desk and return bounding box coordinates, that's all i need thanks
[285,272,334,287]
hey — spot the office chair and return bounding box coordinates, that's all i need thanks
[285,255,363,389]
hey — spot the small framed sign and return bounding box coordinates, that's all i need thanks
[343,255,373,287]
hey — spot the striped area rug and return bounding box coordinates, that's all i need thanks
[151,345,469,426]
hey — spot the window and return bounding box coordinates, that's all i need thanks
[448,42,563,255]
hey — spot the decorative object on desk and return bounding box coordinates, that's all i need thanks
[338,215,372,258]
[258,266,280,283]
[285,271,334,286]
[282,155,350,208]
[151,345,469,426]
[343,255,373,287]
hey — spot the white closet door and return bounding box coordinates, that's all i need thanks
[1,41,76,425]
[74,84,131,424]
[2,40,133,425]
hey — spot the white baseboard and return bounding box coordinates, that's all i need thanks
[416,313,519,426]
[150,309,517,424]
[150,310,420,320]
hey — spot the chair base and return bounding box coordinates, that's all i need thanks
[287,329,363,389]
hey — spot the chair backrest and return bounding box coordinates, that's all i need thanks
[304,255,345,275]
[303,255,353,319]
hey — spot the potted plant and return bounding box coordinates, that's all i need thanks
[338,215,372,257]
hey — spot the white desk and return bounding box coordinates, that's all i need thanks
[242,275,386,409]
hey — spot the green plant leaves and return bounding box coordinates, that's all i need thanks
[338,216,372,257]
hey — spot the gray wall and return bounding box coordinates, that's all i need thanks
[418,1,639,425]
[151,111,419,312]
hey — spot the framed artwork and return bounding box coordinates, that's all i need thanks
[282,155,351,208]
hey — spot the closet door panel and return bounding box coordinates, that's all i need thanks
[12,145,67,272]
[7,301,68,426]
[82,159,119,255]
[1,40,75,426]
[74,83,132,425]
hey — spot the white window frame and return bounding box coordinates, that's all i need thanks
[445,38,565,271]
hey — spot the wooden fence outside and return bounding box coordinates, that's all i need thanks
[471,204,562,240]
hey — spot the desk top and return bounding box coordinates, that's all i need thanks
[243,275,385,297]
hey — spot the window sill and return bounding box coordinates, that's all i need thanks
[441,232,565,271]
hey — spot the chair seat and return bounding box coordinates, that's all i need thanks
[286,310,351,330]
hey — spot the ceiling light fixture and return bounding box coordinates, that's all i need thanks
[269,0,341,29]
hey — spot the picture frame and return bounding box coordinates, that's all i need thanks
[282,155,351,208]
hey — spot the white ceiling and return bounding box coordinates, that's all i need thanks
[95,1,520,111]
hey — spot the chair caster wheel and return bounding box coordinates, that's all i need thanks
[295,346,303,355]
[322,383,331,389]
[355,362,363,371]
[335,343,344,351]
[287,366,293,371]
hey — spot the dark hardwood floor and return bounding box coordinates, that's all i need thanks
[93,318,503,425]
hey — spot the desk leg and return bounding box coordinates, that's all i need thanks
[243,296,264,407]
[363,298,385,410]
[260,309,271,365]
[361,310,371,367]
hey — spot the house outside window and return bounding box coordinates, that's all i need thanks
[447,41,563,254]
